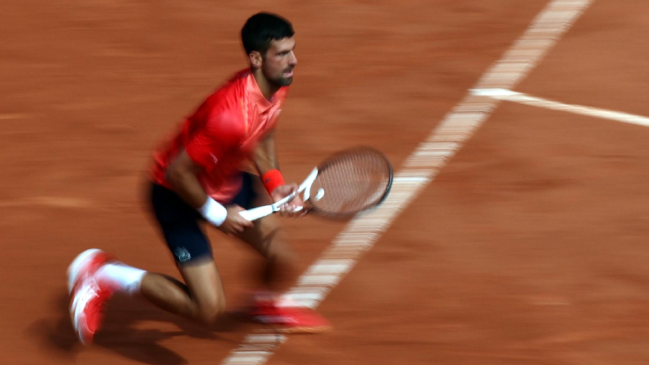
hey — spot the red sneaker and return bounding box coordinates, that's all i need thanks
[69,277,114,345]
[250,300,331,333]
[67,249,115,345]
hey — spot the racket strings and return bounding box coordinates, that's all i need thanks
[311,150,391,216]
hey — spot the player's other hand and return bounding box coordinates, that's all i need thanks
[271,183,308,217]
[219,205,254,234]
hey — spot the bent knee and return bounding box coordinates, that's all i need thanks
[271,248,297,268]
[195,294,226,324]
[194,298,226,324]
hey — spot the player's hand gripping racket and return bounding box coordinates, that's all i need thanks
[239,147,393,221]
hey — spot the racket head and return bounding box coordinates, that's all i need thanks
[306,146,393,219]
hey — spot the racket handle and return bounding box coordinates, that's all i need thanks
[238,190,301,221]
[239,205,275,222]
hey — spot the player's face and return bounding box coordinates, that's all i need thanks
[262,37,297,87]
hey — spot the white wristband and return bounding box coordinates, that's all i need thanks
[198,197,228,227]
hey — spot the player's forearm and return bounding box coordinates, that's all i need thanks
[167,154,228,227]
[167,165,228,226]
[166,149,208,209]
[253,130,279,175]
[167,165,208,209]
[253,130,289,196]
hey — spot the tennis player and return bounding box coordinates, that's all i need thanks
[67,12,330,345]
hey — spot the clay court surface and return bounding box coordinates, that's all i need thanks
[2,0,649,364]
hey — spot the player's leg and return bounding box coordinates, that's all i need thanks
[140,182,226,323]
[140,258,225,324]
[229,173,298,291]
[69,252,225,344]
[236,214,298,293]
[235,213,330,333]
[232,173,330,332]
[68,183,227,344]
[71,252,225,322]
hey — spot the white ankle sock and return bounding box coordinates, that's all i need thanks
[96,263,146,295]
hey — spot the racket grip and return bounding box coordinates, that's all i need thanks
[239,205,275,222]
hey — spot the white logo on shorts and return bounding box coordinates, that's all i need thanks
[174,247,191,262]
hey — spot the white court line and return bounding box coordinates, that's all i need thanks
[221,1,594,364]
[471,88,649,128]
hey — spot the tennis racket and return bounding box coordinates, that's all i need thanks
[239,147,393,221]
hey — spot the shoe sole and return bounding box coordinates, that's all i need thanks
[67,248,103,294]
[250,315,332,334]
[70,282,97,345]
[276,324,332,334]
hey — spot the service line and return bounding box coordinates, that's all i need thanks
[472,88,649,128]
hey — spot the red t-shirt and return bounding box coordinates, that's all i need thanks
[151,69,288,203]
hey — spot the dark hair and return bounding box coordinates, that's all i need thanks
[241,12,294,55]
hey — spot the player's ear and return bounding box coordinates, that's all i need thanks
[249,51,263,69]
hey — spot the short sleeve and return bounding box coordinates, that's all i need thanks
[184,110,243,172]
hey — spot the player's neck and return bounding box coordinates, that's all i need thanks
[252,68,280,100]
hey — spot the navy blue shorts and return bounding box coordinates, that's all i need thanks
[150,173,258,265]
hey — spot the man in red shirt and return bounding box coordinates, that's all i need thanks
[67,12,329,345]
